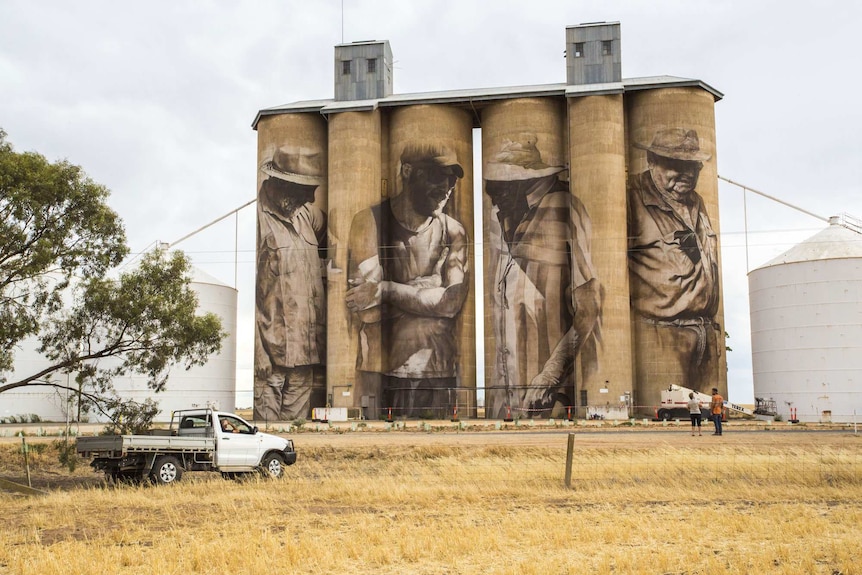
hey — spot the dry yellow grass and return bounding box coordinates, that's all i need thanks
[2,431,861,574]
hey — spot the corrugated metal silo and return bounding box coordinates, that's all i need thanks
[113,266,238,419]
[749,216,862,423]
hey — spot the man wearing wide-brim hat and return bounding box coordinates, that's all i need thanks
[483,134,602,420]
[627,127,721,398]
[254,145,327,422]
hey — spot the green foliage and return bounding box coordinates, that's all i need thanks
[0,414,42,424]
[54,438,80,472]
[100,398,160,435]
[36,248,226,396]
[0,128,128,373]
[0,129,226,424]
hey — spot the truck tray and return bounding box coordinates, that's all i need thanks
[76,434,215,456]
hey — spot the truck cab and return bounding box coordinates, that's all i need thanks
[77,409,297,485]
[174,409,297,474]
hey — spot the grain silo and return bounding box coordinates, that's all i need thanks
[0,265,237,423]
[113,265,238,419]
[749,215,862,423]
[253,22,727,421]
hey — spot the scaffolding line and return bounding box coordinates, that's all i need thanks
[718,175,829,223]
[167,198,256,249]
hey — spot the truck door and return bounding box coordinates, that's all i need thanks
[215,415,262,468]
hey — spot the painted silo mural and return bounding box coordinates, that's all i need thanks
[251,23,727,421]
[627,127,721,398]
[483,132,601,420]
[254,114,329,422]
[346,143,470,419]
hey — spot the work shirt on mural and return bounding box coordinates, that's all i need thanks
[627,170,719,321]
[256,202,327,369]
[490,180,599,405]
[348,199,468,379]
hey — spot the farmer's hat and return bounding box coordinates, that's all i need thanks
[484,133,566,182]
[635,128,711,162]
[260,146,324,186]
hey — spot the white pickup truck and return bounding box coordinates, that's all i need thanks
[76,409,297,484]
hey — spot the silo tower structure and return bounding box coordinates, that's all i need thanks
[749,216,862,423]
[253,21,726,421]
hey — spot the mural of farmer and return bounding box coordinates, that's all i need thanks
[484,134,602,419]
[627,127,720,395]
[346,144,470,418]
[254,145,327,421]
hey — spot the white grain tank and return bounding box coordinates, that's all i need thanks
[112,266,238,419]
[749,215,862,423]
[1,334,67,423]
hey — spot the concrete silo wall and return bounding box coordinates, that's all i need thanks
[625,87,727,411]
[568,94,632,418]
[480,97,581,420]
[250,83,726,421]
[364,105,476,417]
[254,113,329,422]
[328,110,385,419]
[750,258,862,423]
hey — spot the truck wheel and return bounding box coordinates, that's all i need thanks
[150,455,183,485]
[260,453,285,479]
[657,409,671,421]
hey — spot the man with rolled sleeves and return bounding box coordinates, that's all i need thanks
[254,146,327,421]
[627,128,721,397]
[484,134,602,419]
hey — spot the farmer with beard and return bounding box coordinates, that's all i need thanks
[627,128,720,394]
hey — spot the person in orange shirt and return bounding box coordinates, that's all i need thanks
[709,387,724,435]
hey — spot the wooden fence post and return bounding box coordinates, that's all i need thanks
[22,435,32,488]
[565,432,575,488]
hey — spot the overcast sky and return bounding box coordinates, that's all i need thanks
[2,0,860,407]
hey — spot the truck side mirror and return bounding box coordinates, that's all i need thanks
[252,426,259,434]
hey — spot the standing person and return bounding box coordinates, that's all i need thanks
[687,391,703,436]
[254,146,327,421]
[710,387,724,435]
[628,128,721,399]
[484,134,602,419]
[346,144,470,418]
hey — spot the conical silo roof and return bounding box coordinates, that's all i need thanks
[755,216,862,270]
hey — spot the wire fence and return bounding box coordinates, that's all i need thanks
[293,441,862,491]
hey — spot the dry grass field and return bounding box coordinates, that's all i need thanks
[2,425,861,575]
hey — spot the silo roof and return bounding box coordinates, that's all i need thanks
[190,266,234,290]
[756,219,862,269]
[252,75,722,129]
